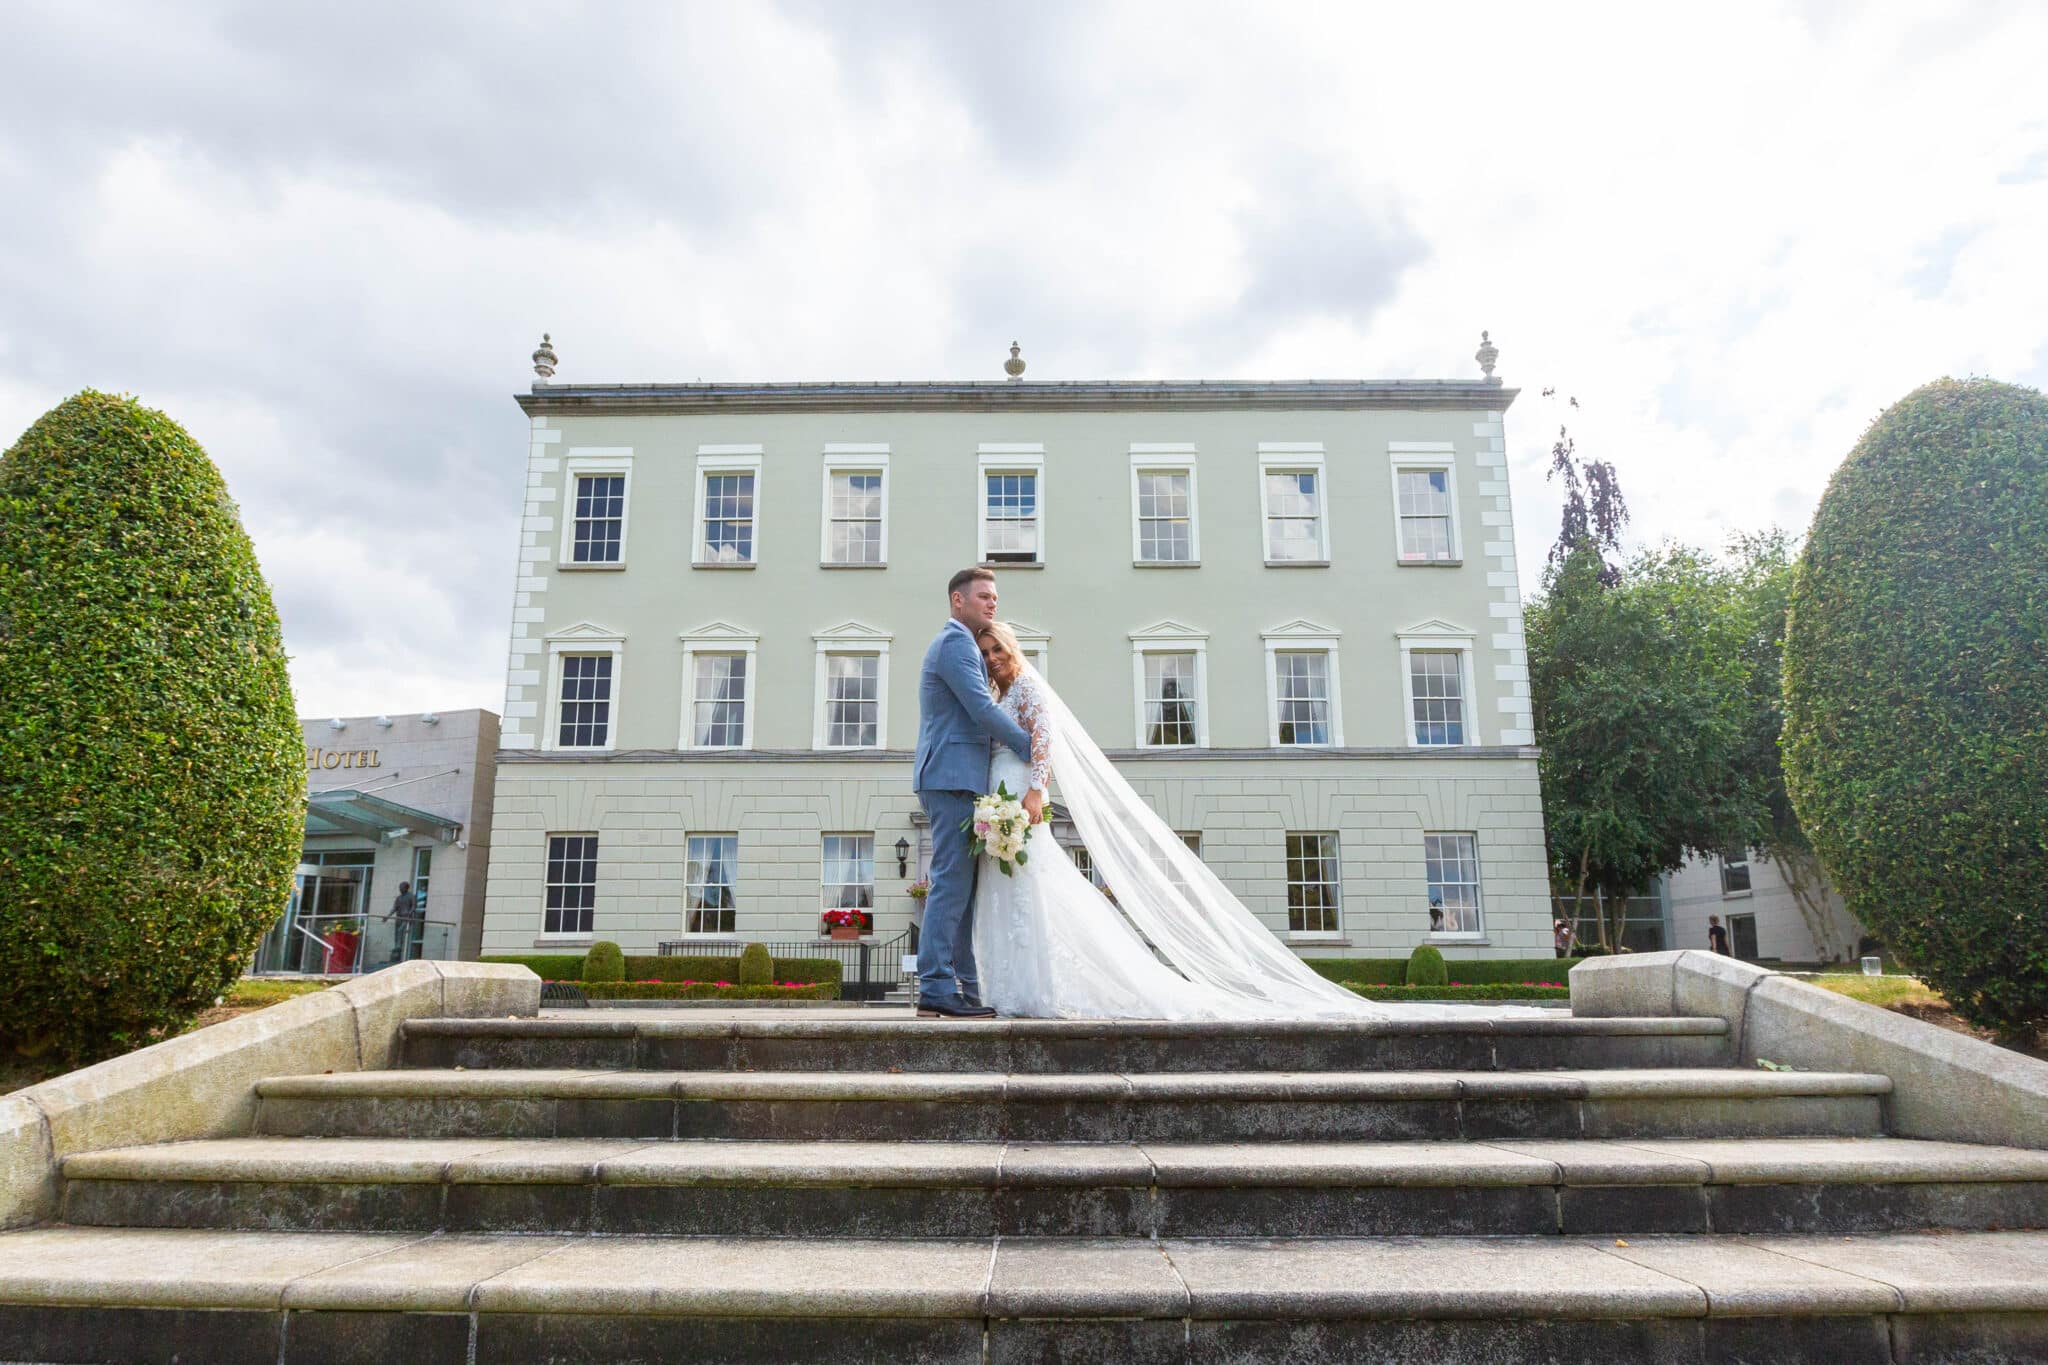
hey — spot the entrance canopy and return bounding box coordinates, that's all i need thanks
[305,788,462,844]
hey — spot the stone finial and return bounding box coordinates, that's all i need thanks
[1475,330,1500,384]
[1004,341,1026,380]
[532,333,558,380]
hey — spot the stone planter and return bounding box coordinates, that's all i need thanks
[827,924,862,942]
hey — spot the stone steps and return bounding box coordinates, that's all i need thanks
[250,1066,1891,1143]
[58,1135,2048,1240]
[0,1223,2046,1364]
[399,1014,1733,1073]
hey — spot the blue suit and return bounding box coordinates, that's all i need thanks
[913,618,1032,1005]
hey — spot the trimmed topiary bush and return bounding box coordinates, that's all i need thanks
[583,941,625,983]
[1784,378,2048,1036]
[737,942,773,986]
[1406,944,1449,987]
[0,392,302,1065]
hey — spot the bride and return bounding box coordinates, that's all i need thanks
[967,621,1536,1021]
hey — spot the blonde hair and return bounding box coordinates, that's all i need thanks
[976,621,1026,695]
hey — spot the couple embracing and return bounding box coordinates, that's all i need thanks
[909,566,1536,1023]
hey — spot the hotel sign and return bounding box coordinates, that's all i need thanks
[306,747,382,771]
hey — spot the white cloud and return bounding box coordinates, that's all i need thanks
[1,0,2044,715]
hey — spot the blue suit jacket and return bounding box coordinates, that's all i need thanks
[913,620,1032,795]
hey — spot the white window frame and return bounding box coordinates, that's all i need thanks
[1284,831,1344,941]
[812,622,893,750]
[693,446,763,567]
[821,832,877,928]
[677,621,759,751]
[541,622,625,754]
[1129,445,1200,566]
[559,449,634,569]
[1128,620,1210,749]
[1397,620,1478,748]
[1720,847,1754,898]
[1423,830,1486,941]
[1258,443,1330,565]
[820,446,890,567]
[683,832,740,937]
[1388,442,1463,566]
[541,831,600,940]
[977,444,1046,565]
[1262,620,1344,747]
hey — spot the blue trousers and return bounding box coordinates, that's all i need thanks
[916,789,982,1004]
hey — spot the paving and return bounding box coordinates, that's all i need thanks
[4,1010,2047,1362]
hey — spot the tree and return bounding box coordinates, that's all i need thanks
[1723,529,1859,961]
[1545,415,1629,585]
[1527,543,1763,949]
[0,392,303,1064]
[1783,378,2048,1035]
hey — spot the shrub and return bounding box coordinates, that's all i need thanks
[0,393,302,1065]
[1406,945,1449,987]
[1345,983,1568,1002]
[737,942,773,986]
[1783,378,2048,1036]
[583,941,625,983]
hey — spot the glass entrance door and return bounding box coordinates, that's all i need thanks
[254,859,372,974]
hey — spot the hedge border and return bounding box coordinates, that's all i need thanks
[481,954,842,987]
[567,981,839,1001]
[1307,957,1590,987]
[1343,983,1570,1002]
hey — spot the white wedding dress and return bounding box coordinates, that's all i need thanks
[972,666,1541,1021]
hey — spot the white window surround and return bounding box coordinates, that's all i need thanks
[1128,620,1210,748]
[977,444,1046,565]
[1397,619,1479,748]
[1257,444,1331,565]
[677,621,760,750]
[820,446,890,567]
[541,622,625,754]
[812,621,894,750]
[1128,445,1200,565]
[693,447,763,567]
[1262,620,1344,747]
[1008,619,1053,678]
[558,449,634,569]
[1387,442,1463,565]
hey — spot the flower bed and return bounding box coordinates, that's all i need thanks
[1342,982,1570,1002]
[554,979,840,1001]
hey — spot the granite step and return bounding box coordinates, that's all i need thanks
[0,1223,2045,1363]
[59,1135,2048,1240]
[252,1068,1890,1143]
[400,1014,1732,1074]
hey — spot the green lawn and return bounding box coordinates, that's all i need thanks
[1807,974,1945,1010]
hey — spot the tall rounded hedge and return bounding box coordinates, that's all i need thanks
[1783,378,2048,1035]
[0,392,303,1064]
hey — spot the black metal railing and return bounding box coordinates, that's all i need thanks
[654,931,914,1002]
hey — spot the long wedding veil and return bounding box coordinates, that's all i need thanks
[1027,664,1386,1014]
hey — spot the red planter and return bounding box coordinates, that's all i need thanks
[321,929,360,974]
[827,924,862,941]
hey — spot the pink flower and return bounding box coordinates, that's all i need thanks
[974,821,991,834]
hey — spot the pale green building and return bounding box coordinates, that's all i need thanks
[480,338,1548,965]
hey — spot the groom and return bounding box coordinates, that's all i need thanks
[911,567,1035,1019]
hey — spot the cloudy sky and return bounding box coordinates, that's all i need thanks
[3,2,2043,717]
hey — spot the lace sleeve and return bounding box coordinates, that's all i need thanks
[1014,675,1054,793]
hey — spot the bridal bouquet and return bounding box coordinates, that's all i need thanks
[964,782,1035,877]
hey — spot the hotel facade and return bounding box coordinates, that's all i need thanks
[479,340,1551,962]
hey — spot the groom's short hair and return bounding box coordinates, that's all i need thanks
[947,566,995,601]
